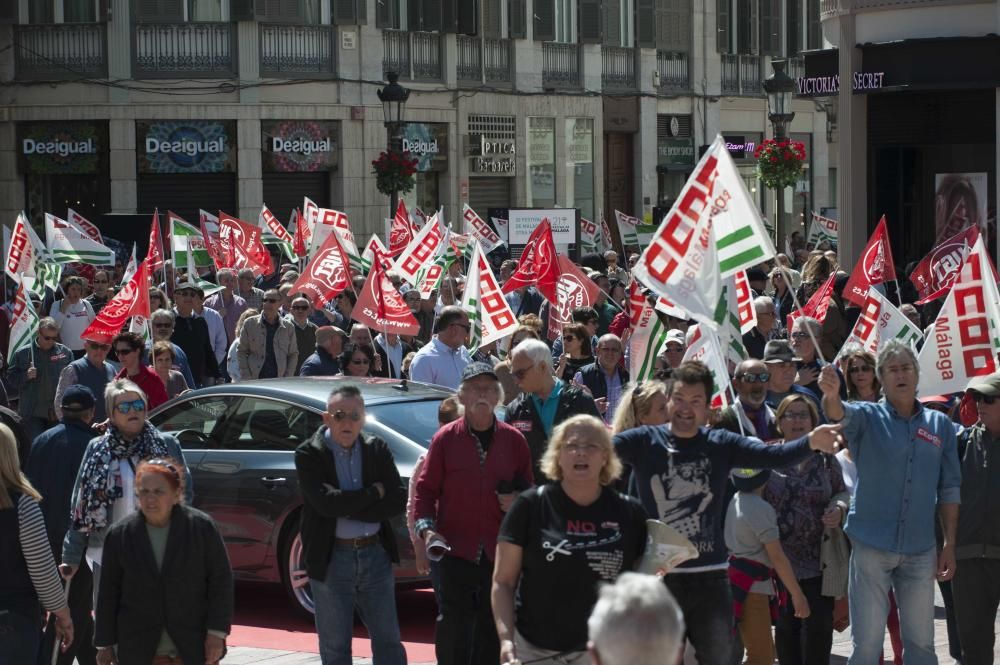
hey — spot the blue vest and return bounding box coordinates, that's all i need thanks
[69,357,116,421]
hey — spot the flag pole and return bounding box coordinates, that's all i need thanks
[892,278,903,307]
[782,272,829,366]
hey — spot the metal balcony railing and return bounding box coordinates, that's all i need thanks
[601,46,636,90]
[457,35,512,86]
[656,50,690,92]
[820,0,840,16]
[133,22,236,78]
[787,56,805,81]
[382,30,442,81]
[721,53,763,96]
[14,23,108,80]
[542,42,580,88]
[259,24,335,78]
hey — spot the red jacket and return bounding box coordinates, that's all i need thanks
[117,365,170,411]
[413,417,533,562]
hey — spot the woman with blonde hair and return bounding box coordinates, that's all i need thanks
[0,422,73,661]
[611,380,670,434]
[493,415,647,665]
[225,308,259,383]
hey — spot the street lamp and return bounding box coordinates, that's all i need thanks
[763,60,796,246]
[377,72,410,220]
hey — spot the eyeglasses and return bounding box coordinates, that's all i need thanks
[350,358,370,365]
[564,443,603,454]
[114,399,146,414]
[40,334,58,341]
[780,411,812,421]
[451,323,471,332]
[331,410,363,422]
[154,323,173,329]
[973,393,998,405]
[115,347,137,356]
[264,297,280,303]
[292,305,310,311]
[848,365,874,375]
[665,345,684,353]
[790,332,810,340]
[598,347,622,354]
[88,343,110,351]
[739,372,771,383]
[512,365,534,380]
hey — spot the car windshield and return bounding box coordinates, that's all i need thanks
[366,400,442,448]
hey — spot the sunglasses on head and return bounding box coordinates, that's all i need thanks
[331,410,363,422]
[115,399,146,414]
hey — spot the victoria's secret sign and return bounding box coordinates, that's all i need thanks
[796,71,886,96]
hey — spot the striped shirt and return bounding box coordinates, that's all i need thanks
[17,494,67,612]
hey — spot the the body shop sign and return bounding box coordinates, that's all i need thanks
[262,120,339,173]
[508,208,577,245]
[17,121,106,174]
[401,122,447,172]
[137,120,236,174]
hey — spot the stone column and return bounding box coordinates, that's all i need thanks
[836,7,866,266]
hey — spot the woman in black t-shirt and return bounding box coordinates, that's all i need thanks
[492,415,647,665]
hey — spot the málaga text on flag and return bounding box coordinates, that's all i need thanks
[629,299,668,381]
[501,219,561,303]
[839,287,923,359]
[395,212,446,287]
[548,256,601,341]
[8,282,39,362]
[917,235,1000,396]
[806,212,838,247]
[289,229,352,309]
[908,224,981,304]
[169,211,214,268]
[352,254,420,336]
[463,204,504,253]
[842,215,897,306]
[45,213,115,265]
[462,242,518,353]
[682,325,734,408]
[614,210,641,246]
[81,259,151,344]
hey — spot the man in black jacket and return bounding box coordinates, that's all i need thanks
[294,385,407,665]
[172,281,220,387]
[503,338,601,479]
[26,385,97,665]
[573,334,629,424]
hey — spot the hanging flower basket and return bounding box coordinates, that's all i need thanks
[754,138,807,189]
[372,150,418,196]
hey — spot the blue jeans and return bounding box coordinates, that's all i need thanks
[664,570,734,665]
[847,539,937,665]
[310,542,407,665]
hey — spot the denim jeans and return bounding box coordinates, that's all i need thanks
[664,570,734,665]
[310,542,407,665]
[848,539,938,665]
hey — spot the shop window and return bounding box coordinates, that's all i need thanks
[565,118,595,221]
[527,117,556,209]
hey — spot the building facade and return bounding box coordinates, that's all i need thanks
[0,0,830,252]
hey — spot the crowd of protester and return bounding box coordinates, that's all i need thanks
[0,240,996,665]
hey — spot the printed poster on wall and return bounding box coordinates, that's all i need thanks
[137,120,237,174]
[507,208,577,246]
[261,120,339,173]
[934,172,988,244]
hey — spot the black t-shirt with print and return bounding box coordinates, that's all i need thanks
[498,484,647,652]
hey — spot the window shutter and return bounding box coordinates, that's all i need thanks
[578,0,602,44]
[507,0,525,37]
[457,0,477,34]
[806,0,820,49]
[482,0,500,37]
[716,0,731,53]
[332,0,365,24]
[0,3,16,22]
[421,0,442,31]
[601,0,620,46]
[281,0,301,18]
[786,0,800,55]
[408,0,421,28]
[533,0,554,41]
[376,0,392,27]
[231,0,253,18]
[162,0,184,19]
[635,0,655,48]
[442,0,455,31]
[737,0,757,54]
[759,0,781,55]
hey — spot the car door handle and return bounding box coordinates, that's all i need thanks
[261,477,287,486]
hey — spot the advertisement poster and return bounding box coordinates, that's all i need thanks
[507,208,577,246]
[261,120,338,173]
[137,120,237,174]
[934,172,988,244]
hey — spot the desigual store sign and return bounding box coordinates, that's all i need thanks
[400,122,448,172]
[17,121,107,174]
[261,120,339,172]
[136,120,237,173]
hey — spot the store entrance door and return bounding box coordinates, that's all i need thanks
[603,133,633,251]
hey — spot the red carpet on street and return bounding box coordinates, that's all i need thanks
[228,584,437,662]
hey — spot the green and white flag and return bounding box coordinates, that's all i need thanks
[807,212,839,247]
[713,275,749,367]
[8,282,39,362]
[614,210,641,247]
[45,213,115,265]
[184,242,224,298]
[168,211,214,268]
[682,325,734,408]
[580,217,600,253]
[629,300,668,381]
[462,241,485,354]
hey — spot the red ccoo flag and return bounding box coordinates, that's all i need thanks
[501,219,561,303]
[145,209,165,271]
[389,200,414,257]
[908,224,984,304]
[787,272,837,333]
[218,213,272,276]
[81,259,151,344]
[842,215,897,306]
[547,255,601,340]
[352,253,420,336]
[290,228,352,309]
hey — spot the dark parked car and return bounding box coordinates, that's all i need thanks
[148,376,452,614]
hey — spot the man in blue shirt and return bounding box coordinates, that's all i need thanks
[819,339,960,665]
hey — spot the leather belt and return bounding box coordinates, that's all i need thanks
[956,544,1000,560]
[335,534,379,548]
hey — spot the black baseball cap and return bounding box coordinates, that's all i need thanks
[462,362,498,382]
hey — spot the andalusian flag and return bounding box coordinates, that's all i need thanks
[628,299,668,381]
[713,276,749,366]
[7,214,61,294]
[807,212,839,247]
[683,325,735,408]
[169,211,214,267]
[8,282,39,362]
[45,213,115,265]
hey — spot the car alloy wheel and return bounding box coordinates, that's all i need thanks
[286,532,315,615]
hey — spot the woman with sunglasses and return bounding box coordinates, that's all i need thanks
[555,323,595,381]
[839,347,881,403]
[61,380,192,598]
[112,332,169,410]
[336,343,376,378]
[94,458,232,665]
[762,395,848,665]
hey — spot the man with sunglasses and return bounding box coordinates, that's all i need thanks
[718,359,778,441]
[818,340,960,665]
[7,317,73,441]
[763,340,822,413]
[294,385,407,665]
[53,334,117,423]
[287,296,318,376]
[238,288,298,380]
[84,270,113,315]
[144,309,197,389]
[952,372,1000,664]
[409,306,473,390]
[171,281,221,388]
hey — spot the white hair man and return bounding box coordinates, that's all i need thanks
[587,573,685,665]
[743,296,777,360]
